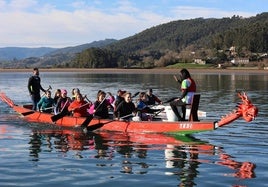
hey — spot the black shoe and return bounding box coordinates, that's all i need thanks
[178,118,186,121]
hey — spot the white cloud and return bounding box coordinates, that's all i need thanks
[170,6,254,19]
[0,1,170,47]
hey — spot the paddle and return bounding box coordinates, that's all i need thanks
[21,110,35,116]
[163,97,178,103]
[86,113,134,131]
[40,106,55,112]
[47,85,52,91]
[41,85,52,97]
[92,94,108,113]
[80,115,94,129]
[173,75,182,84]
[151,107,165,117]
[146,97,177,110]
[81,94,108,131]
[131,91,140,98]
[51,101,90,122]
[52,94,92,122]
[51,99,70,122]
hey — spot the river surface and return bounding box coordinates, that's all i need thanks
[0,70,267,187]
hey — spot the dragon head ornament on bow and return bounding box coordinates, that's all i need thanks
[237,92,258,122]
[218,92,258,127]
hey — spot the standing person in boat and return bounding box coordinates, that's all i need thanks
[89,90,115,119]
[55,89,72,116]
[114,92,136,120]
[28,67,46,110]
[37,90,55,113]
[170,68,196,121]
[68,93,91,117]
[146,88,162,105]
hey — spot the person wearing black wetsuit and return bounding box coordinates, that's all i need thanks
[146,88,162,105]
[28,68,45,110]
[114,92,136,120]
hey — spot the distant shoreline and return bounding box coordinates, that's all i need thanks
[0,68,267,74]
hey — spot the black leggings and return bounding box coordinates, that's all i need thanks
[170,100,186,120]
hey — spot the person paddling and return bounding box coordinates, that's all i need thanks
[114,92,136,120]
[113,89,126,109]
[68,93,91,117]
[89,90,115,119]
[53,89,62,103]
[170,68,196,121]
[146,88,162,105]
[37,90,55,113]
[55,89,72,116]
[71,88,80,101]
[136,92,163,120]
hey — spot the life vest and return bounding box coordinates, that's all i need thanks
[181,78,196,104]
[187,78,196,92]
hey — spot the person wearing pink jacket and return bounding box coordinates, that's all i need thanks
[89,90,115,119]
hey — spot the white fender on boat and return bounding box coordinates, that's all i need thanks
[151,105,207,122]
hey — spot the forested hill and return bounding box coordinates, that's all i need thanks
[72,12,268,68]
[107,12,268,54]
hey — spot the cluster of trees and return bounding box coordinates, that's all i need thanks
[68,48,124,68]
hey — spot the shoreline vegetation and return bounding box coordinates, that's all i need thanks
[0,67,267,74]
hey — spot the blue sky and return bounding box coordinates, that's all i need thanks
[0,0,266,48]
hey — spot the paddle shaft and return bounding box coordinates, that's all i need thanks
[163,97,178,103]
[74,102,90,110]
[92,94,108,113]
[59,99,70,113]
[81,94,109,129]
[51,100,90,122]
[131,91,140,98]
[40,106,55,113]
[87,113,134,131]
[41,85,52,97]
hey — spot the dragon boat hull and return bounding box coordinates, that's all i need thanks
[0,91,258,135]
[13,104,216,134]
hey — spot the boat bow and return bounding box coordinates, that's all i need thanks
[217,92,258,127]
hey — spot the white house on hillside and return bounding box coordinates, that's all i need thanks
[231,58,249,65]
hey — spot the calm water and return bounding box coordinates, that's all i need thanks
[0,70,267,187]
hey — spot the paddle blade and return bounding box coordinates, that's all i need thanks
[80,115,93,128]
[87,123,105,131]
[163,97,178,103]
[21,111,35,116]
[51,112,65,122]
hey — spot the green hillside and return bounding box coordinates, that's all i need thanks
[70,12,268,69]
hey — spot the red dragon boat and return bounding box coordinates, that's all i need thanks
[0,92,258,134]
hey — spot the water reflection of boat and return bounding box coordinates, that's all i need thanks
[28,127,256,184]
